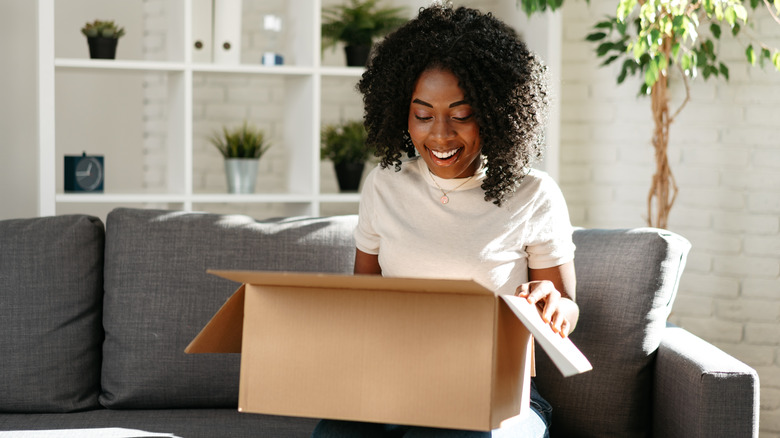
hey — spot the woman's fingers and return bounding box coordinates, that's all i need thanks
[515,280,570,337]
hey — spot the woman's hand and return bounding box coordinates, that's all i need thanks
[516,262,578,338]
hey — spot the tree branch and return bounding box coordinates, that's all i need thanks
[763,0,780,25]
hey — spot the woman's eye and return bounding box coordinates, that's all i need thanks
[414,115,433,121]
[453,114,473,122]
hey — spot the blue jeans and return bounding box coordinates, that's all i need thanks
[311,380,552,438]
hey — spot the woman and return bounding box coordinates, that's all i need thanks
[313,4,576,438]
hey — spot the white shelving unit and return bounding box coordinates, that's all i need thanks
[37,0,365,217]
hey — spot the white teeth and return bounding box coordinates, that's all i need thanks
[431,149,458,159]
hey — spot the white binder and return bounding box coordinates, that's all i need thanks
[192,0,214,63]
[213,0,242,64]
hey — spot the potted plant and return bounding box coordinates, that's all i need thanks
[321,0,407,66]
[209,121,272,194]
[321,120,374,192]
[81,20,126,60]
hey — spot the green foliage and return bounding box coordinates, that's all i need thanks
[210,122,272,159]
[321,120,373,164]
[321,0,407,50]
[81,20,125,39]
[518,0,780,94]
[581,0,780,94]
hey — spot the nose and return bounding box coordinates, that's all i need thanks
[430,117,455,142]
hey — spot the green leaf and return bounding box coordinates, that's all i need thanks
[645,56,660,86]
[586,32,607,41]
[746,44,756,65]
[733,4,748,22]
[681,53,693,72]
[617,0,637,21]
[732,22,741,36]
[710,23,721,39]
[616,19,628,35]
[597,42,614,56]
[773,51,780,71]
[750,0,760,8]
[719,62,729,80]
[595,20,614,30]
[724,6,736,27]
[602,54,621,66]
[672,42,681,59]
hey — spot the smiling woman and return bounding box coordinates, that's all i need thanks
[313,4,577,438]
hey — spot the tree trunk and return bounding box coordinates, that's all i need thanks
[647,39,679,229]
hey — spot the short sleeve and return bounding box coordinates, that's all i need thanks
[354,167,380,255]
[525,174,576,270]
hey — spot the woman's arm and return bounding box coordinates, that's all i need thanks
[354,248,382,275]
[517,261,578,337]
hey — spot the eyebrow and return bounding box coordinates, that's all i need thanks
[412,98,469,108]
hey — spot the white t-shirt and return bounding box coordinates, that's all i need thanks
[354,157,575,296]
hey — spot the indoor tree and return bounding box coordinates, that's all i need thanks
[519,0,780,228]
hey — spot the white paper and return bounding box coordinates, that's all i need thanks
[192,0,214,63]
[213,0,242,64]
[0,428,178,438]
[501,295,593,377]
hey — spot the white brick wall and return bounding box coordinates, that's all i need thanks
[559,0,780,435]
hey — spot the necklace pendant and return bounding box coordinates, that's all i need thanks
[440,195,449,204]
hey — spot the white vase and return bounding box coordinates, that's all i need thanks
[224,158,259,194]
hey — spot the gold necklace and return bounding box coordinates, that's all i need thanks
[428,171,473,204]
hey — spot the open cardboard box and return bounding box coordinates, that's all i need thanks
[186,270,591,431]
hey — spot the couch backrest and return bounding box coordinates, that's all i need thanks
[100,208,358,409]
[0,214,105,413]
[534,228,691,438]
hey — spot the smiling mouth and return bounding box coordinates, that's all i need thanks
[428,147,461,163]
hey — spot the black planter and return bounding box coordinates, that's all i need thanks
[344,45,371,67]
[87,36,118,59]
[334,162,365,192]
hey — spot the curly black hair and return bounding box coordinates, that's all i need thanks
[357,4,550,206]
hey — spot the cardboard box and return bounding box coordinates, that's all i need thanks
[186,270,591,431]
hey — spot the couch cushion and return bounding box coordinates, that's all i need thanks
[100,208,358,409]
[534,228,690,438]
[0,215,104,413]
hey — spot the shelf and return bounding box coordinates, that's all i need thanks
[55,192,361,204]
[55,58,187,72]
[39,0,372,219]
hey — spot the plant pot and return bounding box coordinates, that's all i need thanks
[334,161,365,192]
[224,158,259,194]
[87,36,119,59]
[344,45,371,67]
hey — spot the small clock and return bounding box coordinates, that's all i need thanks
[64,153,104,192]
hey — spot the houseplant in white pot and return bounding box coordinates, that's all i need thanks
[81,19,125,59]
[210,121,272,194]
[321,0,407,66]
[321,120,374,192]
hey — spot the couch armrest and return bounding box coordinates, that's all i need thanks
[653,325,759,438]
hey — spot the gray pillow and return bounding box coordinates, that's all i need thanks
[0,215,104,413]
[534,228,690,438]
[100,208,358,409]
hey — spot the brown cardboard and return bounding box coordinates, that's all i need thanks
[187,270,589,431]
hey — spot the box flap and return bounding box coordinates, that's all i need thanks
[207,269,496,296]
[185,284,245,354]
[501,295,592,377]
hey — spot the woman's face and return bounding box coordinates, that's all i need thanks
[408,68,482,179]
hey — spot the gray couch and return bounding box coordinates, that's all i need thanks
[0,207,758,437]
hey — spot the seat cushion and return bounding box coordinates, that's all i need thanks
[0,215,105,413]
[534,228,691,438]
[100,208,358,409]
